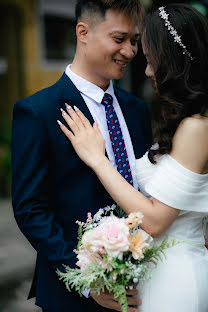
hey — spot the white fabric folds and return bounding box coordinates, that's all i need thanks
[136,154,208,212]
[135,152,208,312]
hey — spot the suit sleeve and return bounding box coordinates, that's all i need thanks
[11,99,76,271]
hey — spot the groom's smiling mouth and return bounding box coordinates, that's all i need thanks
[114,59,129,68]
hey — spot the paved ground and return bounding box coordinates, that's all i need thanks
[0,199,41,312]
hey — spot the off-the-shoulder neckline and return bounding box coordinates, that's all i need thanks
[137,151,208,178]
[166,154,208,177]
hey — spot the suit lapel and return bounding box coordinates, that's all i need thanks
[56,73,94,125]
[56,73,109,158]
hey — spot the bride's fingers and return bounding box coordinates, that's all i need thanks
[65,104,85,131]
[61,108,80,134]
[127,296,142,306]
[74,107,92,129]
[57,120,75,142]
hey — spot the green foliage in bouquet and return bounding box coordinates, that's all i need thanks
[141,235,179,265]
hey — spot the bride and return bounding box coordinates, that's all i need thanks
[58,4,208,312]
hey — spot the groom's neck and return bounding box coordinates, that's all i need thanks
[71,55,110,91]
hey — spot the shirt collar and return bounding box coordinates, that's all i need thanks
[65,64,115,104]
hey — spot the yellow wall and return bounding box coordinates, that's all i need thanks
[1,0,63,98]
[22,1,63,96]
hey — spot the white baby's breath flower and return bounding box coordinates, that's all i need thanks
[104,205,112,212]
[98,208,104,215]
[93,208,106,222]
[104,204,116,212]
[93,213,102,222]
[136,267,142,274]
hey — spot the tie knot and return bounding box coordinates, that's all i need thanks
[102,93,113,106]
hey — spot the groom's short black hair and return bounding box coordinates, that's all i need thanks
[75,0,143,24]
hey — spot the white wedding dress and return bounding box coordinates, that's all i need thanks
[135,152,208,312]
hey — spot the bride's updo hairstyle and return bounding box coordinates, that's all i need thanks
[141,4,208,164]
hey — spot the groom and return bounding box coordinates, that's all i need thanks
[11,1,152,311]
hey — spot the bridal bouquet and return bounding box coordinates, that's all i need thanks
[57,205,176,312]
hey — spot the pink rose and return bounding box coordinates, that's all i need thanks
[93,216,130,259]
[82,228,105,254]
[76,247,102,270]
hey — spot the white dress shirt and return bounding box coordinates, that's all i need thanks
[65,64,138,189]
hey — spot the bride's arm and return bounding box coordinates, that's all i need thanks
[87,153,179,237]
[58,106,180,237]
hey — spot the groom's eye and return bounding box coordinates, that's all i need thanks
[131,39,139,46]
[114,37,124,43]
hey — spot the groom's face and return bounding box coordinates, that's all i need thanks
[82,9,140,87]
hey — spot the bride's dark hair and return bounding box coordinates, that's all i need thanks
[141,4,208,164]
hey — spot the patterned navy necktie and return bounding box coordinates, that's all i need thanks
[101,93,133,185]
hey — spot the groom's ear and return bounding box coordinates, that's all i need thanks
[76,22,89,44]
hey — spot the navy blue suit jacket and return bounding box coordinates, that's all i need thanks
[11,73,152,312]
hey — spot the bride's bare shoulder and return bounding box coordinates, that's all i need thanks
[176,114,208,142]
[170,114,208,174]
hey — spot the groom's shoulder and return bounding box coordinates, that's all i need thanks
[114,86,147,108]
[14,74,67,112]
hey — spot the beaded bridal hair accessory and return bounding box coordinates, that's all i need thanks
[158,6,194,61]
